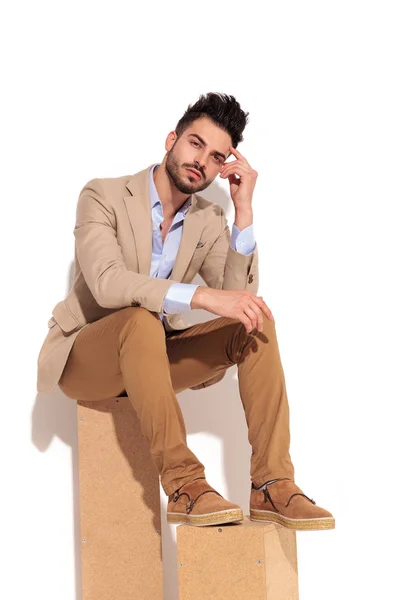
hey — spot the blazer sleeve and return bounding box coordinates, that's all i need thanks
[74,178,179,311]
[199,207,259,294]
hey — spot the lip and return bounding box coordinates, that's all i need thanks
[186,167,202,180]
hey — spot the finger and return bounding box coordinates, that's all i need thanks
[220,158,237,173]
[220,163,252,179]
[220,155,249,174]
[221,162,251,174]
[249,301,264,331]
[229,146,250,165]
[240,312,254,334]
[221,157,249,170]
[243,305,259,333]
[253,296,274,321]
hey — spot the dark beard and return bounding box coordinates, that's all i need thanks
[165,145,210,194]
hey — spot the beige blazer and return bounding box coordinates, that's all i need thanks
[37,164,259,394]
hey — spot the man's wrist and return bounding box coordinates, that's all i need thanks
[191,286,210,309]
[234,209,253,230]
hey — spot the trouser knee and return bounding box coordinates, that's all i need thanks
[232,313,276,362]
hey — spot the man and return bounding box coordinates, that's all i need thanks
[37,92,334,530]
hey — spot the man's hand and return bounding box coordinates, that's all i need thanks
[191,287,274,334]
[219,146,258,214]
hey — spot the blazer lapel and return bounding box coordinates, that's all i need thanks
[123,166,152,275]
[123,164,205,282]
[170,202,204,282]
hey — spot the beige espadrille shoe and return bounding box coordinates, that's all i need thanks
[250,477,335,531]
[167,477,243,527]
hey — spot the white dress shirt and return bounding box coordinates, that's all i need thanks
[148,164,256,321]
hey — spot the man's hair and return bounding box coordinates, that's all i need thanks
[175,92,249,149]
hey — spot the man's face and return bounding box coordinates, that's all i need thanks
[165,117,232,194]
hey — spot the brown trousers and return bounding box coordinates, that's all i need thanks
[58,307,295,496]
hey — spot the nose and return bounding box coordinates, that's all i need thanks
[193,152,207,173]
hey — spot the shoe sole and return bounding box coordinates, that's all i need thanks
[167,508,243,527]
[250,509,335,530]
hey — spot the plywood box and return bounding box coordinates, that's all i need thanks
[77,396,163,600]
[177,516,299,600]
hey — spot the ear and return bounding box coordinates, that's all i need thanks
[165,131,177,152]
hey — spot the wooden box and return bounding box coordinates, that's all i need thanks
[177,516,299,600]
[77,396,163,600]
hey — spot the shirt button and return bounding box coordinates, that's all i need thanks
[153,226,157,231]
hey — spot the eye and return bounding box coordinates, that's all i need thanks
[191,141,200,147]
[214,155,222,163]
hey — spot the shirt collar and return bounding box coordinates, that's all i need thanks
[149,164,193,216]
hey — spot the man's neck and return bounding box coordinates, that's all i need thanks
[153,163,191,220]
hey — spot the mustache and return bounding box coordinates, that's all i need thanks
[184,165,204,179]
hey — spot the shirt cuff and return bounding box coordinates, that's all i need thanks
[231,223,256,255]
[162,282,200,314]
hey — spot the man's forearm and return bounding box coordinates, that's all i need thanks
[191,286,211,310]
[234,209,253,230]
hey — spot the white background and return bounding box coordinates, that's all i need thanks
[1,1,399,598]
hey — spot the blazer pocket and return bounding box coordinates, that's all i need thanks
[52,300,81,335]
[190,241,210,266]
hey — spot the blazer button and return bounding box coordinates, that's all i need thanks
[248,274,254,284]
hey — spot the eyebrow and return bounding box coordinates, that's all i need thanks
[188,133,227,161]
